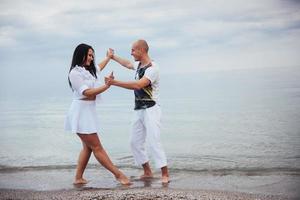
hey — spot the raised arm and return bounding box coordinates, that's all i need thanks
[97,49,114,71]
[111,49,135,70]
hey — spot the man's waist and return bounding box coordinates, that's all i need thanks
[134,99,156,110]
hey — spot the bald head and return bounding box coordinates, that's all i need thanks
[134,39,149,53]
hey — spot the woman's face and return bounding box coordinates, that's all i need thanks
[84,48,94,66]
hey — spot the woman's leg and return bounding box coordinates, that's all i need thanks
[74,140,92,184]
[78,133,131,185]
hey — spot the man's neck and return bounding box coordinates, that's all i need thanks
[139,55,151,67]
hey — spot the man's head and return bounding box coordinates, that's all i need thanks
[131,39,149,61]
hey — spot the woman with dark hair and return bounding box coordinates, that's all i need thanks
[65,43,130,185]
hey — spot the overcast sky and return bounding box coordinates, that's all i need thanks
[0,0,300,99]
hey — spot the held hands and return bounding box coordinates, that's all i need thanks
[98,48,114,71]
[105,71,114,86]
[104,48,115,87]
[109,71,114,79]
[106,48,114,59]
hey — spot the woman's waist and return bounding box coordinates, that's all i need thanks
[72,93,97,101]
[72,98,96,104]
[72,91,102,103]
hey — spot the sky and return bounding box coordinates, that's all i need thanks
[0,0,300,99]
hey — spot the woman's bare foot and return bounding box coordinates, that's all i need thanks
[73,178,88,185]
[116,173,131,185]
[161,176,170,184]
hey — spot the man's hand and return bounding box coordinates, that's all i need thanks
[109,71,114,79]
[105,71,114,86]
[104,76,113,86]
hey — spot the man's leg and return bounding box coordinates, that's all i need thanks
[144,105,169,183]
[130,110,152,178]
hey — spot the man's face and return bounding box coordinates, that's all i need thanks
[131,43,142,61]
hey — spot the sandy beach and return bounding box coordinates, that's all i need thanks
[0,166,299,200]
[0,187,291,200]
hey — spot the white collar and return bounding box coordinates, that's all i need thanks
[74,65,95,80]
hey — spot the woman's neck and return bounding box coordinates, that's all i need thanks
[82,65,89,70]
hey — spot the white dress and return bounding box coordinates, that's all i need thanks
[64,66,102,134]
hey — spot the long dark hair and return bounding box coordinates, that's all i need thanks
[68,43,97,89]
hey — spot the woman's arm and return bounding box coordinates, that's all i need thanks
[97,57,110,71]
[82,84,110,98]
[97,49,114,71]
[83,72,114,98]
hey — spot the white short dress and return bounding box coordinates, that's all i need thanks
[64,66,102,134]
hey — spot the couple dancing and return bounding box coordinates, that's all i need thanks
[65,39,169,185]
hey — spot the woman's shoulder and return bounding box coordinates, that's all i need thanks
[71,65,83,72]
[69,66,81,77]
[69,66,95,80]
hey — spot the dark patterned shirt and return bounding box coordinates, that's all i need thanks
[134,62,156,110]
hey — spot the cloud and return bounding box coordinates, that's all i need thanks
[0,0,299,73]
[0,26,18,47]
[162,27,300,74]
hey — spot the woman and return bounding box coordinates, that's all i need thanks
[65,43,130,185]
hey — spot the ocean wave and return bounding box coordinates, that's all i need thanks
[170,167,300,176]
[1,164,299,176]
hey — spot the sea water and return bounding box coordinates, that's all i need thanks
[0,67,299,179]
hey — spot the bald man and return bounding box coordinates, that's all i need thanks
[105,40,169,184]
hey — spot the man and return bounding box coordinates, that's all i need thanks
[105,39,169,184]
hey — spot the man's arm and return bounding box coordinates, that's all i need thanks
[105,76,150,90]
[112,54,135,70]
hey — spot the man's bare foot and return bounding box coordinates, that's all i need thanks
[141,162,153,180]
[73,178,88,185]
[140,173,153,180]
[162,176,170,184]
[116,173,131,185]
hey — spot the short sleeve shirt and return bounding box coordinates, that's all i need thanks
[134,61,160,110]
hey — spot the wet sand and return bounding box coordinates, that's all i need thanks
[0,166,299,199]
[0,188,291,200]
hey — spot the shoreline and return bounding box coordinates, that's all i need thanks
[0,187,291,200]
[0,167,299,199]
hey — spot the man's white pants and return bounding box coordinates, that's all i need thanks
[130,104,167,169]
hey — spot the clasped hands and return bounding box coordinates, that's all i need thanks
[104,48,115,86]
[105,71,114,86]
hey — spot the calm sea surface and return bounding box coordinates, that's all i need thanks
[0,67,299,177]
